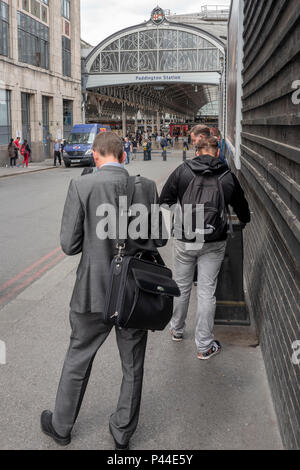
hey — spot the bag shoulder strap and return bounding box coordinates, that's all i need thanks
[127,175,136,209]
[218,169,231,181]
[117,176,136,249]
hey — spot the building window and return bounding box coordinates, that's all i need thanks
[62,36,71,77]
[41,6,47,23]
[61,0,70,20]
[63,100,73,139]
[22,0,30,12]
[0,0,9,57]
[31,0,41,19]
[0,89,11,145]
[18,12,49,69]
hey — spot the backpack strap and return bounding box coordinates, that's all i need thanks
[218,169,231,181]
[117,176,136,252]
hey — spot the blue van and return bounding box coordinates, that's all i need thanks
[63,123,111,167]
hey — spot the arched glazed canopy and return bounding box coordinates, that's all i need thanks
[86,24,224,74]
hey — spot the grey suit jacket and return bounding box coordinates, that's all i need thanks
[61,165,166,313]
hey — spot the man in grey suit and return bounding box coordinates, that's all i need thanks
[41,132,166,450]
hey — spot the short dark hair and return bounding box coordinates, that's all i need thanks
[190,125,211,139]
[92,131,123,162]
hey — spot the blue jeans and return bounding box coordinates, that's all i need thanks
[171,239,227,353]
[125,151,130,164]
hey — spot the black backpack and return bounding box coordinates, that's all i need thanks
[181,163,231,242]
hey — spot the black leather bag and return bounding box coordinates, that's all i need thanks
[103,176,180,331]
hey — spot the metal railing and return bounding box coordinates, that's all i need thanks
[167,5,230,22]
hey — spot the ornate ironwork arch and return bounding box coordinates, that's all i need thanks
[86,21,225,75]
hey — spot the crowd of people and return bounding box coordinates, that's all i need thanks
[6,126,225,169]
[6,137,67,169]
[120,126,226,165]
[7,137,31,169]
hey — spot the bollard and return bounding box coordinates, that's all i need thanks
[162,147,167,161]
[183,149,187,161]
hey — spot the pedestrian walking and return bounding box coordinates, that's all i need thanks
[143,139,148,160]
[131,137,138,160]
[146,138,152,160]
[159,136,251,360]
[183,137,189,151]
[40,131,166,450]
[14,137,21,162]
[123,137,131,164]
[21,140,31,168]
[211,127,227,165]
[60,140,66,156]
[53,139,62,166]
[8,139,17,167]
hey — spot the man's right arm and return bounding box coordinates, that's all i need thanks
[60,180,85,255]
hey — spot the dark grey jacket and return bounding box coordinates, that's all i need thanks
[61,165,166,314]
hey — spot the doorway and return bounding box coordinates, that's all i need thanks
[42,96,50,158]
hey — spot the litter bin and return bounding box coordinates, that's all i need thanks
[193,219,249,325]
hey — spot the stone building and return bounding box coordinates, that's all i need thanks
[0,0,82,164]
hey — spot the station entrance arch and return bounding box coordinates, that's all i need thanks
[83,7,226,137]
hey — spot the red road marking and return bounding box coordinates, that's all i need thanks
[0,253,65,305]
[0,246,62,293]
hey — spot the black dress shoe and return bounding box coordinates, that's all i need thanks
[40,410,71,446]
[109,425,130,450]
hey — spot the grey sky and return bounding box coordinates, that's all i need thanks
[80,0,231,46]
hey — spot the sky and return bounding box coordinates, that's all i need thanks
[80,0,231,46]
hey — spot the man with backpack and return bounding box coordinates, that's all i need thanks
[159,137,250,360]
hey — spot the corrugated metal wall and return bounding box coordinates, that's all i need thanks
[237,0,300,449]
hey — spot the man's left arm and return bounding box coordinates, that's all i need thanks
[60,180,85,255]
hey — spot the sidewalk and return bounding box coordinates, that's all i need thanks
[0,159,58,178]
[0,148,193,179]
[0,234,283,450]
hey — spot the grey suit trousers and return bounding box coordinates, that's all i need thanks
[52,310,148,445]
